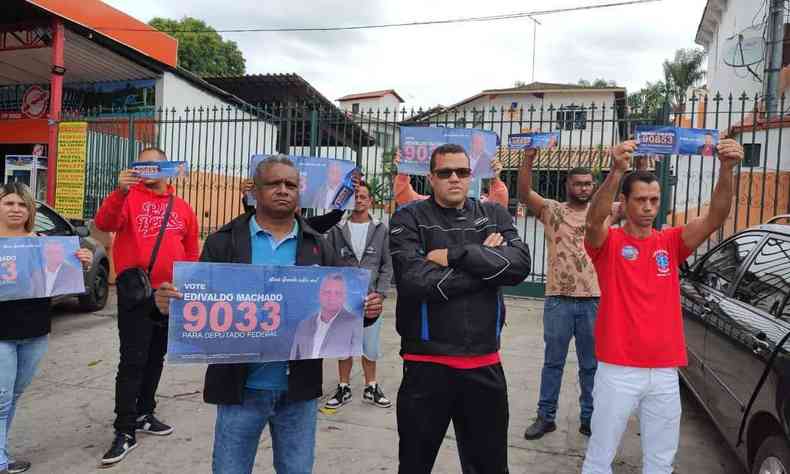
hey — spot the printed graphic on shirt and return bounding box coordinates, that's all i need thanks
[621,245,639,261]
[136,200,186,238]
[541,201,599,297]
[654,249,671,275]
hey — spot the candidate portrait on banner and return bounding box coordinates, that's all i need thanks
[40,240,84,296]
[289,272,363,360]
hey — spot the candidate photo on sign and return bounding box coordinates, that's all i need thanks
[39,240,84,297]
[289,273,363,360]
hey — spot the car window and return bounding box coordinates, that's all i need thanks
[35,205,72,235]
[733,238,790,319]
[694,233,764,294]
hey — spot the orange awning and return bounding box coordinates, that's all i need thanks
[26,0,178,68]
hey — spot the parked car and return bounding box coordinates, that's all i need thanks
[34,201,110,311]
[679,214,790,474]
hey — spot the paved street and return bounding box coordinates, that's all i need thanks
[10,291,744,473]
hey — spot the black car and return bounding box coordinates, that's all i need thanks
[680,215,790,474]
[34,201,110,311]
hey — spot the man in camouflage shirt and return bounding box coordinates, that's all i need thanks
[518,145,619,440]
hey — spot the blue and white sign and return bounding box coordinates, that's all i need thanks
[508,132,559,150]
[131,160,190,179]
[0,236,85,301]
[398,126,498,178]
[635,126,719,156]
[167,263,371,364]
[246,155,357,210]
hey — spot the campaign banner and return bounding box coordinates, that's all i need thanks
[636,126,719,156]
[131,160,190,179]
[635,126,677,155]
[167,263,371,364]
[246,155,357,210]
[0,236,85,301]
[676,128,719,157]
[507,132,559,150]
[398,126,498,178]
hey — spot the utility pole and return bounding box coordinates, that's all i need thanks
[529,16,541,82]
[763,0,784,117]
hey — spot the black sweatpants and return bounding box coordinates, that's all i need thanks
[397,360,509,474]
[113,297,168,434]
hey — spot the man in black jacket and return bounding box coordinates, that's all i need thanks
[390,143,532,474]
[155,155,382,474]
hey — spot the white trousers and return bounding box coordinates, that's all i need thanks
[581,362,681,474]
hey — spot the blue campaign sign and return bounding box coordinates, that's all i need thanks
[676,128,719,157]
[0,236,84,301]
[131,161,190,179]
[635,126,677,155]
[508,132,559,150]
[167,262,372,364]
[398,126,498,178]
[246,155,357,210]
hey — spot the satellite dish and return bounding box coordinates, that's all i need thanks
[723,25,765,68]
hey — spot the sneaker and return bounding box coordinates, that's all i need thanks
[324,384,352,409]
[135,414,174,436]
[101,432,137,465]
[580,421,592,437]
[8,461,31,474]
[524,416,557,440]
[363,384,392,408]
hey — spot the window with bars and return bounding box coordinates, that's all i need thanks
[555,106,587,130]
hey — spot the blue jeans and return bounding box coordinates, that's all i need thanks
[537,296,598,423]
[212,389,318,474]
[0,336,49,470]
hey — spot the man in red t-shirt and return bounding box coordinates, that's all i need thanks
[95,147,199,465]
[581,138,744,473]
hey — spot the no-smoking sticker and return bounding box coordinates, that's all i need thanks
[21,85,50,119]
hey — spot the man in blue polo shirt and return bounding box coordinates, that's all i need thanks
[155,155,383,474]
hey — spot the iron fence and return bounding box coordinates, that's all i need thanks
[52,92,790,288]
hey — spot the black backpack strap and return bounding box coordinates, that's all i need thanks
[147,194,175,275]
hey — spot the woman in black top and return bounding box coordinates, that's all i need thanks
[0,183,92,474]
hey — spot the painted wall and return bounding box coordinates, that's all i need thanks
[700,0,766,97]
[339,94,402,114]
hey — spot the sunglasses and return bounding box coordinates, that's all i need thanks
[433,167,472,179]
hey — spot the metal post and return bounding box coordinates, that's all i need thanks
[764,0,784,117]
[309,108,318,156]
[655,98,673,229]
[46,18,64,205]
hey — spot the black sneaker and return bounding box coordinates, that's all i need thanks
[524,416,557,440]
[101,432,137,465]
[136,414,174,436]
[363,384,392,408]
[324,384,352,409]
[580,421,592,437]
[8,461,31,474]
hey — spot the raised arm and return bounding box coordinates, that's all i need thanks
[517,148,547,215]
[94,169,137,232]
[681,138,744,251]
[585,141,635,249]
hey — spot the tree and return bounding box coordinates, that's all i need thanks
[578,78,617,87]
[627,81,670,122]
[662,48,705,110]
[149,17,246,76]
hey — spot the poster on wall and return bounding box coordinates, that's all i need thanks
[54,122,88,220]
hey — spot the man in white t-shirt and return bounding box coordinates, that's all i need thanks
[324,182,394,409]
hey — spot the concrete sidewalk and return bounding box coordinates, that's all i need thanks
[10,293,743,473]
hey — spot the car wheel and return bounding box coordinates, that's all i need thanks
[753,435,790,474]
[78,262,109,312]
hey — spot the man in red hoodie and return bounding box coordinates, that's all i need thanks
[94,147,199,465]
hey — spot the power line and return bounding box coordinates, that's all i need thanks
[93,0,662,34]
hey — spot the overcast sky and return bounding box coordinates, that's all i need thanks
[104,0,708,108]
